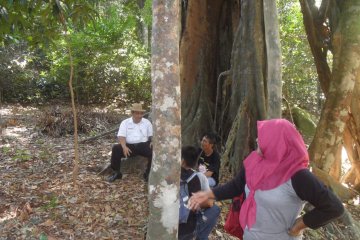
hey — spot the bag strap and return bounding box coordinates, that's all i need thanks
[186,172,197,183]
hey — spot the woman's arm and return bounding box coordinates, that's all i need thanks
[189,167,246,210]
[212,167,246,201]
[291,169,344,229]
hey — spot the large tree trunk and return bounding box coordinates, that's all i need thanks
[180,0,254,171]
[180,0,259,171]
[147,0,181,239]
[224,0,267,172]
[180,0,233,146]
[300,0,360,200]
[309,0,359,172]
[180,0,282,173]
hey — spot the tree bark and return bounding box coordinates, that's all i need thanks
[306,0,360,199]
[342,125,360,191]
[308,0,360,168]
[345,76,360,191]
[180,0,282,173]
[299,0,332,95]
[328,146,342,181]
[225,0,267,172]
[299,0,360,199]
[68,45,79,187]
[180,0,237,146]
[263,0,282,119]
[147,0,181,239]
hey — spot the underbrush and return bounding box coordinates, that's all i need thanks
[36,106,125,137]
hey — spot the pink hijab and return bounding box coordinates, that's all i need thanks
[239,119,309,229]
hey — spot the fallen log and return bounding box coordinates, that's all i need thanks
[80,125,119,143]
[79,112,151,143]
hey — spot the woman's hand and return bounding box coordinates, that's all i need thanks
[188,190,214,211]
[288,217,306,237]
[188,191,208,210]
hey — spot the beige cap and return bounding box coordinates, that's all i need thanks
[130,103,146,112]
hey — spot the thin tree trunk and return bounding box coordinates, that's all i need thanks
[68,46,79,186]
[58,7,80,187]
[147,0,181,239]
[299,0,331,95]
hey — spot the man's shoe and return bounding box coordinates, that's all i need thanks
[108,172,122,182]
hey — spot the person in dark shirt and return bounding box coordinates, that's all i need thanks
[198,132,221,187]
[179,146,217,240]
[189,119,344,240]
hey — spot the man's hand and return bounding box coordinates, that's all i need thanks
[122,146,132,158]
[119,137,131,157]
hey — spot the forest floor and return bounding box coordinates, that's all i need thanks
[1,104,360,240]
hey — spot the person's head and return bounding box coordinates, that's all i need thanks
[181,145,199,168]
[256,119,308,166]
[130,103,146,123]
[200,132,219,152]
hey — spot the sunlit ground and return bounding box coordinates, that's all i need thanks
[0,210,17,223]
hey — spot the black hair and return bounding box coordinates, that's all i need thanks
[201,132,220,145]
[181,145,199,168]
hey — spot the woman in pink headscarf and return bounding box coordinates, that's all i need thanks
[189,119,344,239]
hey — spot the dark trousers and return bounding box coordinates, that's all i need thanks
[110,141,152,175]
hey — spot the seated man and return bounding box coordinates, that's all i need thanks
[108,103,153,182]
[179,146,220,240]
[198,132,221,187]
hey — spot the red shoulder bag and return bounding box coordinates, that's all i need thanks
[224,193,244,239]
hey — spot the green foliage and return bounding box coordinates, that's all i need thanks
[13,149,32,162]
[141,0,153,26]
[41,196,58,211]
[1,146,11,154]
[291,106,317,142]
[38,148,52,161]
[0,1,98,46]
[0,0,152,106]
[278,0,321,115]
[39,233,48,240]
